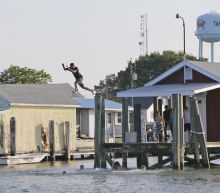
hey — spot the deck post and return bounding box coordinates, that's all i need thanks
[100,95,106,168]
[65,121,70,160]
[153,97,158,119]
[10,117,16,156]
[0,122,4,152]
[190,97,210,168]
[158,98,163,117]
[172,94,184,170]
[94,93,102,168]
[179,94,184,169]
[134,104,142,168]
[122,98,128,168]
[49,120,55,161]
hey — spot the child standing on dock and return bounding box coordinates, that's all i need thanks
[154,111,165,142]
[183,106,191,143]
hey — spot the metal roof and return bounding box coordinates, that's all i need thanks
[0,83,83,106]
[0,95,10,111]
[74,98,132,110]
[117,83,220,97]
[145,60,220,86]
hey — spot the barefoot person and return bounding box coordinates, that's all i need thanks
[62,63,94,95]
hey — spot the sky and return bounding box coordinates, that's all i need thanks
[0,0,219,97]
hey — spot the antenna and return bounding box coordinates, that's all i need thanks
[139,14,148,56]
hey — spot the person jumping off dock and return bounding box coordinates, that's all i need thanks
[62,63,94,95]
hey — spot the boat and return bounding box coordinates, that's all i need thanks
[0,153,47,165]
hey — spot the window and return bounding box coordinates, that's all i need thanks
[184,67,192,80]
[115,112,122,125]
[107,113,112,124]
[129,112,134,124]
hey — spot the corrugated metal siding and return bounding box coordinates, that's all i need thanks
[0,105,76,154]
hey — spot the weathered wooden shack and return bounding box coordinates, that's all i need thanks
[0,83,82,156]
[118,60,220,142]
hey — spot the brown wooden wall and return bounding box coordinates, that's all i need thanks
[157,68,184,84]
[186,70,215,83]
[157,67,216,84]
[207,88,220,141]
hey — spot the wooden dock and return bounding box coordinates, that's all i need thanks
[93,93,220,170]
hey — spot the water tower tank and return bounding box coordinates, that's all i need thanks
[196,12,220,42]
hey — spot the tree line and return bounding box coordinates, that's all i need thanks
[95,50,207,100]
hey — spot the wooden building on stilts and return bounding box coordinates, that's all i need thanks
[94,60,220,170]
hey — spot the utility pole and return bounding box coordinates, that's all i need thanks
[130,65,134,108]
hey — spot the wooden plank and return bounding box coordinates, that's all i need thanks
[10,117,16,156]
[104,153,113,167]
[207,142,220,148]
[49,120,55,161]
[150,157,172,169]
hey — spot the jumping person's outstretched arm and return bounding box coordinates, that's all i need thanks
[62,64,68,71]
[62,64,78,73]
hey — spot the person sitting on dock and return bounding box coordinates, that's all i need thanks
[153,111,164,142]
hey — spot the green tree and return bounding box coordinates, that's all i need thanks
[95,50,207,98]
[0,65,52,84]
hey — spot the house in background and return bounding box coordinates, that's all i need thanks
[74,98,133,142]
[118,60,220,142]
[0,83,83,155]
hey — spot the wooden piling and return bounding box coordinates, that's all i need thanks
[0,123,4,151]
[179,94,185,169]
[49,120,55,161]
[122,98,128,168]
[10,117,16,156]
[65,121,70,160]
[190,97,210,168]
[94,93,102,168]
[134,104,142,168]
[153,97,158,119]
[100,95,106,168]
[158,98,163,117]
[172,94,184,170]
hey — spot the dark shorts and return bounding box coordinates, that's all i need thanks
[184,123,191,132]
[75,77,83,84]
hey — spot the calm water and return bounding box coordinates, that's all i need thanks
[0,158,220,193]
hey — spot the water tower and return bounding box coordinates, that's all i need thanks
[195,11,220,63]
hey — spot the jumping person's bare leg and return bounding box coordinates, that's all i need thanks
[74,81,78,93]
[78,82,94,95]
